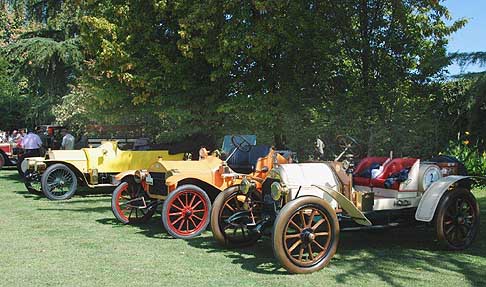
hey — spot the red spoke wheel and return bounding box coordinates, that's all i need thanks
[435,188,480,250]
[211,186,262,248]
[111,179,155,224]
[162,184,211,239]
[272,196,339,274]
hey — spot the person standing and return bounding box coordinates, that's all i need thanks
[22,127,43,157]
[314,136,325,160]
[61,128,75,150]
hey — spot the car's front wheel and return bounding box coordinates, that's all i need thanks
[41,163,78,200]
[162,184,211,239]
[435,188,480,250]
[272,196,339,274]
[111,179,156,224]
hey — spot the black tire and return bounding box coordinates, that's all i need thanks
[272,196,339,274]
[111,179,156,224]
[41,163,78,200]
[210,186,262,248]
[435,188,480,250]
[16,158,25,177]
[162,184,211,239]
[0,152,5,170]
[24,179,42,194]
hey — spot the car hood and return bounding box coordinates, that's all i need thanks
[47,149,86,161]
[148,156,222,173]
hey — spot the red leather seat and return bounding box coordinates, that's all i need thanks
[353,157,389,186]
[370,158,418,189]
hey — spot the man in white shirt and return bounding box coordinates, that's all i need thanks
[61,129,75,150]
[314,136,325,160]
[22,127,43,157]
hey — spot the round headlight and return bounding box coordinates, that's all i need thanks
[240,177,253,194]
[271,181,283,200]
[28,159,36,170]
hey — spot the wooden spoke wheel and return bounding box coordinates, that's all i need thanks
[162,184,211,239]
[41,163,77,200]
[435,188,480,250]
[273,196,339,274]
[211,186,262,248]
[111,180,155,224]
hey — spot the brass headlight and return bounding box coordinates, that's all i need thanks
[240,177,254,194]
[271,181,284,200]
[35,162,47,172]
[28,159,36,171]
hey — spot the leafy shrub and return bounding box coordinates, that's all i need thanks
[444,132,486,176]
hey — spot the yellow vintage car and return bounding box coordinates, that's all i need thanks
[111,135,294,239]
[23,141,185,200]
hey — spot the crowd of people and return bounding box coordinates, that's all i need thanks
[0,129,25,144]
[0,127,76,152]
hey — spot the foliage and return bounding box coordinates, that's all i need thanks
[77,0,465,157]
[0,0,482,158]
[445,132,486,177]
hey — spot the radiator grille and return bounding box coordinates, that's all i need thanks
[149,172,168,196]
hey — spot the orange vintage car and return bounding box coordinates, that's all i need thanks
[111,135,294,239]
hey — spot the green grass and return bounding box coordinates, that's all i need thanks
[0,168,485,287]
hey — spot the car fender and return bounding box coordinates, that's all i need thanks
[415,175,473,222]
[166,174,222,192]
[114,170,138,181]
[312,184,372,226]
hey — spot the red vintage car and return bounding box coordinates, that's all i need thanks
[0,142,22,169]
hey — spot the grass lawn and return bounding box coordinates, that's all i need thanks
[0,169,485,287]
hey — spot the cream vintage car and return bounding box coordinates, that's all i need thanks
[23,141,184,200]
[211,136,479,273]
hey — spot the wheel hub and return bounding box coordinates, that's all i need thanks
[456,215,465,225]
[301,229,316,244]
[184,209,193,218]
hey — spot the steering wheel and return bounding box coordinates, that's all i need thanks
[336,135,361,159]
[231,135,252,152]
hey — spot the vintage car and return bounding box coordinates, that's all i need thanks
[23,141,185,200]
[210,136,480,273]
[111,135,293,239]
[0,142,23,169]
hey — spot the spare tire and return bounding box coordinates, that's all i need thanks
[418,164,442,192]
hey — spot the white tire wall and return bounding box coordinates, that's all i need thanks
[418,164,442,192]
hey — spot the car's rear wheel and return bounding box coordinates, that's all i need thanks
[162,184,211,239]
[111,179,156,224]
[41,163,78,200]
[273,196,339,274]
[435,188,480,250]
[211,186,262,248]
[0,153,5,170]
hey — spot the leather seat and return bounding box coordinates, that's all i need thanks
[370,158,417,189]
[353,157,389,186]
[227,145,271,174]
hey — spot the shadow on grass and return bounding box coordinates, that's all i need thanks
[0,170,22,181]
[96,216,175,239]
[184,196,486,285]
[38,206,111,214]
